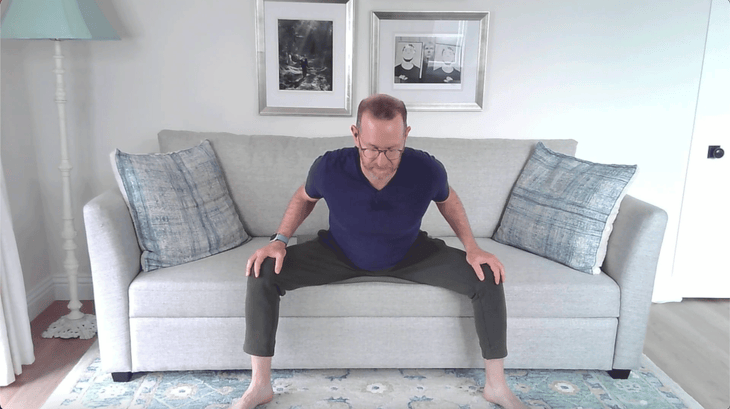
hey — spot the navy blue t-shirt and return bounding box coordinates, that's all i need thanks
[305,147,450,271]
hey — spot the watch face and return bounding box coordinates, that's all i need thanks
[270,233,278,241]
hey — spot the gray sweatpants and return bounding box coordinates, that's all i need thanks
[244,230,508,360]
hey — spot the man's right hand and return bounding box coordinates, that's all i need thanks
[246,241,287,277]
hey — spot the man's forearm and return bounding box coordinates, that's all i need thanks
[276,185,319,237]
[436,187,479,252]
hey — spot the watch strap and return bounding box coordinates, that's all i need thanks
[270,233,289,245]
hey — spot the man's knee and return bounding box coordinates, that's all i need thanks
[259,257,277,275]
[247,258,281,291]
[475,264,505,298]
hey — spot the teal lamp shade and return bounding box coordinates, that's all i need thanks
[0,0,119,40]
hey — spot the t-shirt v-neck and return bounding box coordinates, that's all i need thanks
[355,156,398,193]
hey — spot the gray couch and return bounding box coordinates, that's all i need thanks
[84,131,668,382]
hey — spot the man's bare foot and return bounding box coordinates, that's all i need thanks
[228,382,274,409]
[482,383,530,409]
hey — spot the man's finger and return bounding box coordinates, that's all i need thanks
[472,263,485,281]
[275,254,284,274]
[254,257,263,278]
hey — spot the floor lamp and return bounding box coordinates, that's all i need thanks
[1,0,119,339]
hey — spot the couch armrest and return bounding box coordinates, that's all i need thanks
[83,189,141,374]
[602,195,668,370]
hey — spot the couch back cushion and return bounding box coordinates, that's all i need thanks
[159,130,577,238]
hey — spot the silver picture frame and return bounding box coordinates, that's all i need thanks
[371,11,489,111]
[256,0,354,116]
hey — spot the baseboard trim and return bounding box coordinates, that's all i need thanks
[26,276,55,321]
[25,274,95,321]
[52,274,95,301]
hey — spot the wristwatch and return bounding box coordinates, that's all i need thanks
[269,233,289,246]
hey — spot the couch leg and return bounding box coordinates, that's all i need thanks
[607,369,631,379]
[112,372,133,382]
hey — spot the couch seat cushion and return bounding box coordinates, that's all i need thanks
[128,237,619,319]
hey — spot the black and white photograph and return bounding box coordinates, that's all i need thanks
[393,35,464,85]
[256,0,353,116]
[278,19,333,91]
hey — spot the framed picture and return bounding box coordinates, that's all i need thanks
[371,11,489,111]
[256,0,354,116]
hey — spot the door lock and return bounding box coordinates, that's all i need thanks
[708,145,725,159]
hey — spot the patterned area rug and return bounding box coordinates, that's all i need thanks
[42,342,703,409]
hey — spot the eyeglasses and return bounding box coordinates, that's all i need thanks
[356,139,404,161]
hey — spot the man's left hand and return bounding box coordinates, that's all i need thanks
[466,247,505,285]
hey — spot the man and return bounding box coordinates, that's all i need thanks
[300,57,309,79]
[230,94,528,409]
[430,46,461,84]
[394,43,421,83]
[420,40,436,82]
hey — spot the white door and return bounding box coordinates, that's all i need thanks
[673,0,730,298]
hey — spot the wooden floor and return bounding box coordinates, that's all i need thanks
[643,298,730,409]
[0,299,728,409]
[0,301,97,409]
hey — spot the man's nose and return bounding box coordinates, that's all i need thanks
[376,151,389,166]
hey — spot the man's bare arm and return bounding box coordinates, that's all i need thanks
[275,185,320,238]
[436,186,505,284]
[246,185,319,277]
[436,187,478,252]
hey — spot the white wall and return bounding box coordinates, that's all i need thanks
[0,0,712,316]
[0,39,56,319]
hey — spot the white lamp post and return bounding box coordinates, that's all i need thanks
[1,0,120,339]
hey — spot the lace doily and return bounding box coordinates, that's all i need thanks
[42,314,97,339]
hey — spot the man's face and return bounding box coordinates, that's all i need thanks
[442,47,455,64]
[352,112,411,182]
[402,45,416,62]
[424,43,435,59]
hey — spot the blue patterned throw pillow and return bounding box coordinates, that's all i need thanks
[493,142,637,274]
[112,140,249,272]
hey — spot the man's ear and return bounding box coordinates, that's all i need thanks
[404,125,412,143]
[351,125,359,144]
